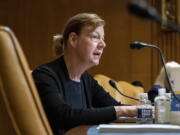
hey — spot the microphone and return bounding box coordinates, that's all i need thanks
[127,0,161,22]
[127,0,180,32]
[130,41,180,102]
[130,41,156,50]
[109,80,139,101]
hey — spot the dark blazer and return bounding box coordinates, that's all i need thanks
[32,56,120,135]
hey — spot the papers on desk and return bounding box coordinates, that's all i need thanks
[97,124,180,133]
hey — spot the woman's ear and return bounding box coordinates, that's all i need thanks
[68,32,78,48]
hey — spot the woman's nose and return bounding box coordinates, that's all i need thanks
[98,39,106,49]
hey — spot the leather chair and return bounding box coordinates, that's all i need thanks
[118,81,144,105]
[94,74,144,105]
[0,26,53,135]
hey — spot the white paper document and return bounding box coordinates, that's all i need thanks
[97,124,180,133]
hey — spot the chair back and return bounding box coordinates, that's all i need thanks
[0,26,53,135]
[118,81,144,105]
[94,74,144,105]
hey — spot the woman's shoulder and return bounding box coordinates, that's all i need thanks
[33,57,64,73]
[32,58,61,79]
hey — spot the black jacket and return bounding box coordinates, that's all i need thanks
[32,56,120,135]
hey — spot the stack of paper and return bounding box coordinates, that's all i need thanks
[97,124,180,133]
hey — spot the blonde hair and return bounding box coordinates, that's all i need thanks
[53,13,105,56]
[53,34,64,56]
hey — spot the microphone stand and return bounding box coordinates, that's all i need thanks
[133,44,180,102]
[152,46,180,102]
[128,0,180,101]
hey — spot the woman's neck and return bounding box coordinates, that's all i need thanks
[64,53,86,82]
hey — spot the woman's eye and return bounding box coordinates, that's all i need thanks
[91,35,98,39]
[90,35,100,42]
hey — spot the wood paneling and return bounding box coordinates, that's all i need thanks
[2,0,179,91]
[150,0,180,87]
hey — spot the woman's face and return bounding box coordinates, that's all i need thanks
[73,25,106,67]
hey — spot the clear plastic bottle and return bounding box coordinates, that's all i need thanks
[136,93,153,124]
[166,93,171,122]
[154,88,171,124]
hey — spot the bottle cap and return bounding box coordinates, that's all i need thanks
[158,88,166,96]
[139,93,148,100]
[166,93,171,98]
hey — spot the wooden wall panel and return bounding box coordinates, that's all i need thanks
[0,0,160,90]
[150,0,180,87]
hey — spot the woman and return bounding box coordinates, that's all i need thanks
[33,13,136,135]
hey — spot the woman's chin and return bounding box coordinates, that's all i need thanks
[92,60,100,66]
[88,58,100,67]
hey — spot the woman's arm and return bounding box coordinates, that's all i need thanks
[32,69,117,130]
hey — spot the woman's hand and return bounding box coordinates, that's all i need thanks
[114,106,136,118]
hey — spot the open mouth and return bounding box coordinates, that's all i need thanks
[93,52,101,56]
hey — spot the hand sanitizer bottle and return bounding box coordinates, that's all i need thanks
[154,88,171,124]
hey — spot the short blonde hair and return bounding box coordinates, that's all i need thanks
[53,13,105,56]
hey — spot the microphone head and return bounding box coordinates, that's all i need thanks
[130,41,156,50]
[130,41,146,50]
[109,80,117,89]
[127,0,160,22]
